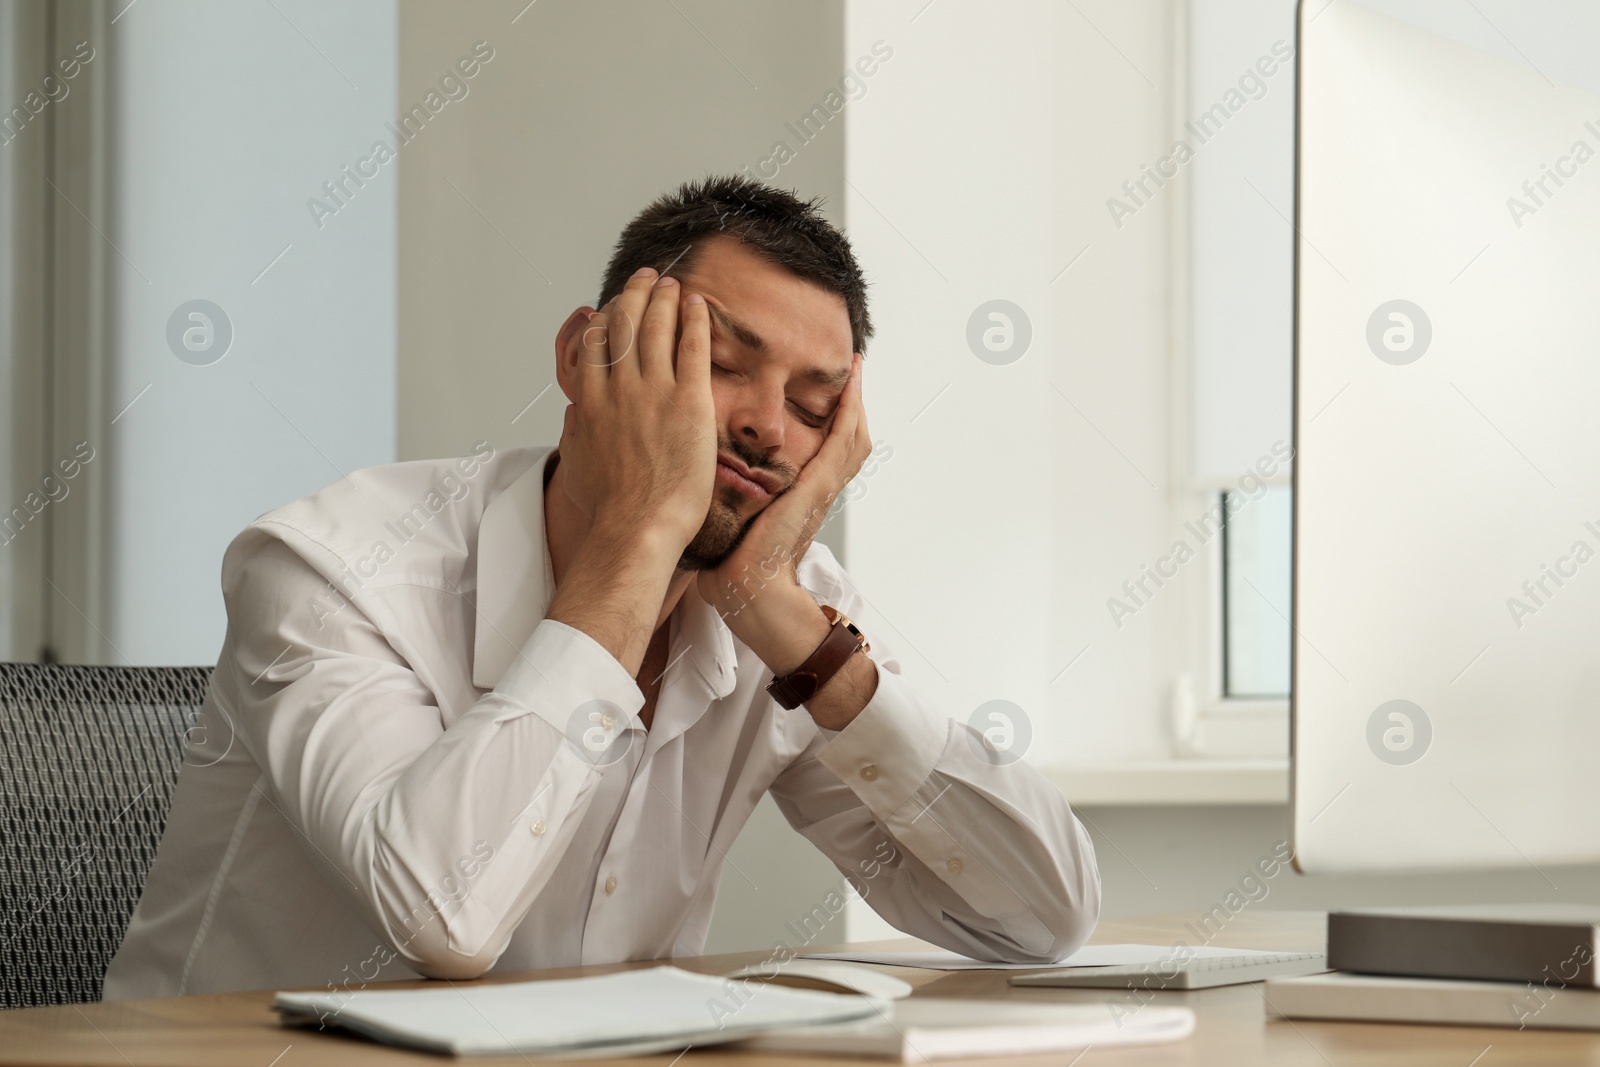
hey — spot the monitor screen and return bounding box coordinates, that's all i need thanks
[1292,0,1600,872]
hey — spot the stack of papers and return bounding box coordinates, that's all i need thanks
[274,965,884,1057]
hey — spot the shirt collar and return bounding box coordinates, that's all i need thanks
[472,447,739,701]
[672,578,740,702]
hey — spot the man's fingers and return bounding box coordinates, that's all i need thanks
[638,275,681,383]
[770,356,868,534]
[676,292,711,390]
[577,307,615,396]
[844,354,871,465]
[605,267,658,376]
[819,354,869,472]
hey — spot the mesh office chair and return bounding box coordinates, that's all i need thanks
[0,663,213,1009]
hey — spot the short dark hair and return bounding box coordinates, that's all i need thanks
[596,175,873,355]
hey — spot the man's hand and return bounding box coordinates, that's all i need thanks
[697,351,871,619]
[557,268,717,552]
[545,267,716,677]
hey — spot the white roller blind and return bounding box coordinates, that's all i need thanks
[1187,0,1297,484]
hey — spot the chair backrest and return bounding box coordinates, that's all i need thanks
[0,662,213,1009]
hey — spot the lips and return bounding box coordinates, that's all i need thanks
[717,455,784,498]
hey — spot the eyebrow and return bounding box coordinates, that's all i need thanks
[707,302,853,390]
[707,303,767,354]
[801,365,853,389]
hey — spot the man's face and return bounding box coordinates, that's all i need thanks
[671,235,857,570]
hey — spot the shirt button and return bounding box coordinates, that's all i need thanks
[530,819,547,836]
[604,875,618,895]
[860,765,879,781]
[600,711,616,730]
[947,858,963,875]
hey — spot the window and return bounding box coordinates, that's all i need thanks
[1221,486,1291,698]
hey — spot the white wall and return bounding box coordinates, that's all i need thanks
[843,0,1180,769]
[395,0,850,471]
[105,0,397,664]
[841,0,1180,939]
[0,1,26,659]
[1085,802,1600,923]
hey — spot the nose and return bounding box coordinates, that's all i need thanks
[725,380,785,453]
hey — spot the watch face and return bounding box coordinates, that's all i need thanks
[839,616,868,652]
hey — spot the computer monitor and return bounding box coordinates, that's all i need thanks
[1292,0,1600,873]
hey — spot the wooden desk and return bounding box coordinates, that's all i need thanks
[2,911,1596,1066]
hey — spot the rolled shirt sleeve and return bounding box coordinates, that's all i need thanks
[215,527,644,979]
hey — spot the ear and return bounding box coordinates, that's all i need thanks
[553,305,596,404]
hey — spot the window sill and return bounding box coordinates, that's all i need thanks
[1045,759,1288,806]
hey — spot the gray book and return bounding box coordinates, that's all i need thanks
[1266,971,1600,1031]
[1328,904,1600,986]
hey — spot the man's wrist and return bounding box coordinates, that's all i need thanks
[546,520,681,676]
[727,582,877,727]
[725,581,830,675]
[580,515,682,572]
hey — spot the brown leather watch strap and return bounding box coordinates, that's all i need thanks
[766,607,867,710]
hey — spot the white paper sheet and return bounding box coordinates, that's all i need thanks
[735,998,1196,1061]
[274,965,884,1056]
[799,943,1282,971]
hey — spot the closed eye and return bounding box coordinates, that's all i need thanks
[714,362,830,427]
[790,401,828,428]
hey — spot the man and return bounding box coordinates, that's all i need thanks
[105,176,1099,998]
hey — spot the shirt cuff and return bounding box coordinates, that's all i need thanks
[493,618,645,742]
[816,664,949,814]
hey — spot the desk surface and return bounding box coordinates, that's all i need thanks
[2,910,1596,1066]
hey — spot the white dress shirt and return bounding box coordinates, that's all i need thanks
[103,444,1099,999]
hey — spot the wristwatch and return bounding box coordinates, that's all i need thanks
[765,605,871,710]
